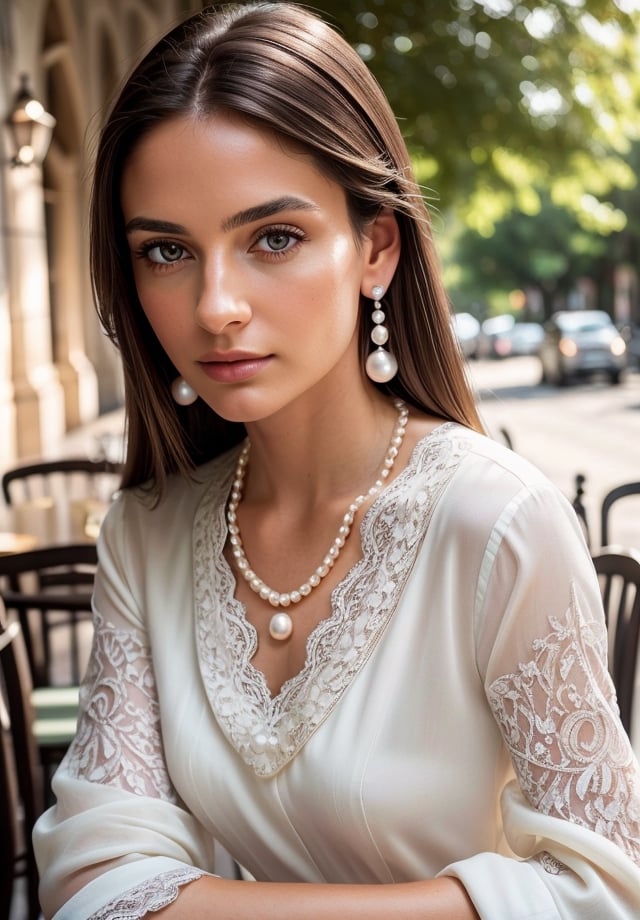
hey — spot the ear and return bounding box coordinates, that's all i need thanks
[360,207,401,297]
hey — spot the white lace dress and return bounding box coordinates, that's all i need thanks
[33,424,640,919]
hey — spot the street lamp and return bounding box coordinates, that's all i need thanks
[4,74,56,167]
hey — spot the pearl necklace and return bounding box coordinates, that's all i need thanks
[226,399,409,641]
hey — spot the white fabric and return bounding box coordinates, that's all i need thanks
[33,424,640,919]
[51,859,206,920]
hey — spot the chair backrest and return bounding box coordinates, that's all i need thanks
[571,472,591,550]
[592,546,640,736]
[0,609,43,919]
[0,711,18,918]
[600,481,640,549]
[1,457,122,507]
[0,544,97,688]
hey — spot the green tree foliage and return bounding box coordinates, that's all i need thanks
[310,0,640,233]
[440,194,608,317]
[441,140,640,319]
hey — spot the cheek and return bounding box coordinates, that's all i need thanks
[140,299,194,369]
[133,275,190,342]
[301,236,364,309]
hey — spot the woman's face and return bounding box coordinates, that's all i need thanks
[121,112,389,423]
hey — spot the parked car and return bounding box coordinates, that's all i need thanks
[539,310,627,386]
[503,322,545,357]
[478,319,544,359]
[451,312,480,359]
[475,314,515,359]
[620,323,640,370]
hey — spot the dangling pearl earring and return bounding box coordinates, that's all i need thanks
[365,285,398,383]
[171,376,198,406]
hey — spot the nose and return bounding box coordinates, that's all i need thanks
[195,258,252,334]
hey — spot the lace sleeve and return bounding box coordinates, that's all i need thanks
[487,584,640,866]
[478,484,640,871]
[35,493,216,920]
[86,866,204,920]
[64,610,178,802]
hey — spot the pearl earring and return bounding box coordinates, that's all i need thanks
[365,285,398,383]
[171,376,198,406]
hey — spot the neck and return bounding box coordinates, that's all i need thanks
[241,389,402,508]
[227,397,409,621]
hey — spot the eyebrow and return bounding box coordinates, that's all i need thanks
[125,217,187,235]
[221,196,320,231]
[125,196,320,236]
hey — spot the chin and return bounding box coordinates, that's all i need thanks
[202,395,281,425]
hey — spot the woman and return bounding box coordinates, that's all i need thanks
[34,3,640,918]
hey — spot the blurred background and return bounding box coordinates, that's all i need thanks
[1,0,639,533]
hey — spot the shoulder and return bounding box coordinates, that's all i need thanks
[412,422,554,491]
[408,422,576,540]
[99,444,241,550]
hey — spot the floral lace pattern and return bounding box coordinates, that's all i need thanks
[488,587,640,865]
[193,424,464,776]
[87,867,204,919]
[537,852,568,875]
[64,613,177,802]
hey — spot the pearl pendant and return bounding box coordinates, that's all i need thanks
[366,347,398,383]
[269,612,293,641]
[171,376,198,406]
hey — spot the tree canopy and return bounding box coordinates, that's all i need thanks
[310,0,640,234]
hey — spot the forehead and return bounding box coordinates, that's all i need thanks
[120,112,347,221]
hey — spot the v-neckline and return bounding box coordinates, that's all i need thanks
[192,422,465,775]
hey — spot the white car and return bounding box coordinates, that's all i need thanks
[451,312,480,359]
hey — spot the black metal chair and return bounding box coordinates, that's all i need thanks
[0,544,97,689]
[600,482,640,548]
[1,457,121,507]
[0,613,44,920]
[592,546,640,737]
[571,472,591,551]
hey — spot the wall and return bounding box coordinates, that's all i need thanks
[0,0,196,467]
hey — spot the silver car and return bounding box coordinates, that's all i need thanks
[539,310,627,385]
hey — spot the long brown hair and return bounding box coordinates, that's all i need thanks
[90,1,483,496]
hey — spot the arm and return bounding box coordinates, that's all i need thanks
[35,605,216,918]
[34,495,216,918]
[159,875,477,920]
[458,482,640,918]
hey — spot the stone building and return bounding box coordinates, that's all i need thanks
[0,0,199,469]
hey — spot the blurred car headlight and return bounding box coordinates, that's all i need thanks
[610,336,627,357]
[559,337,578,358]
[494,337,512,356]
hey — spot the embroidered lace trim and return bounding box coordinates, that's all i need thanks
[87,867,204,919]
[64,613,178,802]
[537,852,568,875]
[193,424,464,776]
[488,588,640,865]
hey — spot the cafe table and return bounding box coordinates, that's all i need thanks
[0,495,109,554]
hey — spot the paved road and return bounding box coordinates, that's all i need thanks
[467,357,640,550]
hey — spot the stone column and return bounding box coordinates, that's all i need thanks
[48,152,99,429]
[0,274,17,471]
[6,161,65,458]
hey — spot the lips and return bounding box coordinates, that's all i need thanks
[197,352,272,384]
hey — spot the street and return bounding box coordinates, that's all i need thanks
[467,357,640,550]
